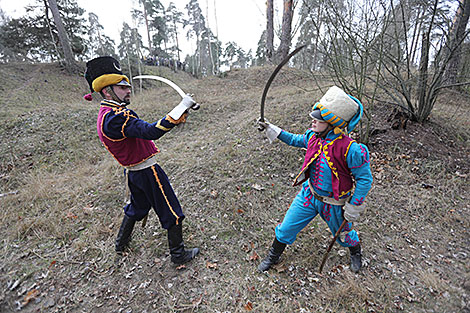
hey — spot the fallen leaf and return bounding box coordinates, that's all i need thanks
[65,212,78,219]
[192,294,203,306]
[244,301,253,311]
[249,251,259,261]
[48,260,56,269]
[22,289,39,305]
[237,209,244,214]
[206,261,218,269]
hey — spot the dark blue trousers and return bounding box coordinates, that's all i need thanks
[124,164,185,229]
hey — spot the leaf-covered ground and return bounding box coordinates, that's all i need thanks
[0,63,469,312]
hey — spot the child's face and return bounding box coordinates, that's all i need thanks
[311,119,329,132]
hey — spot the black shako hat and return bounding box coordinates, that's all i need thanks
[84,56,130,93]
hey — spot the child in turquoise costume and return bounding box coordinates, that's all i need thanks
[258,86,373,273]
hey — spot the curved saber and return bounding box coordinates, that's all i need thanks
[133,75,200,110]
[133,75,186,98]
[259,45,306,130]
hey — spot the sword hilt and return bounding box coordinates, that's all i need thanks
[258,117,266,132]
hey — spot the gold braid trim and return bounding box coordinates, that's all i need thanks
[165,113,187,125]
[151,166,179,225]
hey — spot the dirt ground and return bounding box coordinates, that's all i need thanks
[0,63,469,312]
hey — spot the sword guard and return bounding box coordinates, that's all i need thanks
[257,118,267,132]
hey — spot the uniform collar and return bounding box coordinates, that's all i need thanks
[101,99,126,108]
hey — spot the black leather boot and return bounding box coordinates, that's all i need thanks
[349,244,362,273]
[167,223,200,265]
[115,215,136,254]
[258,238,286,272]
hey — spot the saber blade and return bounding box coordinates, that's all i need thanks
[259,45,305,125]
[133,75,186,98]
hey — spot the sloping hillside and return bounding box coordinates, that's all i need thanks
[0,63,469,312]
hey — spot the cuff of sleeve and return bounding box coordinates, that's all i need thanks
[166,113,187,125]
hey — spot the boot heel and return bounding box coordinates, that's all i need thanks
[167,224,200,265]
[258,238,286,272]
[115,215,136,254]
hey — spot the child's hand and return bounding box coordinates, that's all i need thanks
[257,118,270,130]
[343,202,365,222]
[257,119,281,143]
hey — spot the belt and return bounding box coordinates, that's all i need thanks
[308,180,350,206]
[125,156,157,171]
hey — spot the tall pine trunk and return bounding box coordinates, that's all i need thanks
[444,0,470,86]
[173,18,181,61]
[142,1,153,55]
[277,0,293,61]
[47,0,78,73]
[266,0,274,62]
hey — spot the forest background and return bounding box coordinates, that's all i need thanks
[0,0,469,312]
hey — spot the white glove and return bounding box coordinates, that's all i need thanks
[168,94,196,120]
[258,120,281,143]
[343,202,365,222]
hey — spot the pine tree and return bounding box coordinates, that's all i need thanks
[88,12,116,58]
[118,22,144,77]
[166,2,184,61]
[185,0,207,77]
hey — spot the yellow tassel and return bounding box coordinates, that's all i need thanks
[334,127,345,135]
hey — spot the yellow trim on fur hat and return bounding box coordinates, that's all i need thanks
[92,74,130,92]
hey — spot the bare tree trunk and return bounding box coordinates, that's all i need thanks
[46,0,78,73]
[142,1,153,55]
[266,0,274,62]
[213,0,220,73]
[173,18,181,61]
[444,0,470,86]
[417,0,438,122]
[126,42,134,95]
[277,0,294,61]
[197,33,202,78]
[43,1,60,60]
[134,29,142,92]
[206,0,215,75]
[416,32,429,121]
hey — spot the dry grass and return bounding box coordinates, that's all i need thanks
[0,63,469,312]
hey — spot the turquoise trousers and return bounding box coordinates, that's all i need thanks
[275,181,360,248]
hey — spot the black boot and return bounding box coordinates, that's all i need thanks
[349,244,362,273]
[167,223,200,265]
[115,215,136,254]
[258,238,286,272]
